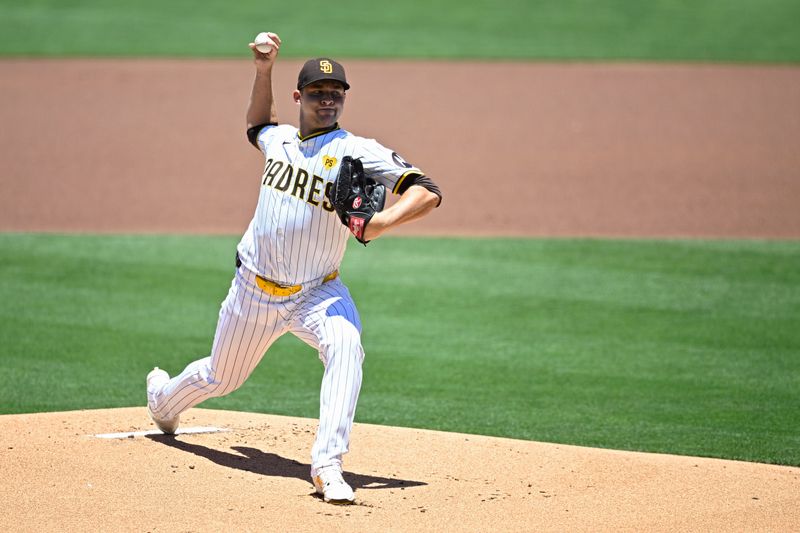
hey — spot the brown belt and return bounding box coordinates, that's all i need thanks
[255,270,338,297]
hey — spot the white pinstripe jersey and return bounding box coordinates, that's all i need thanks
[236,124,423,285]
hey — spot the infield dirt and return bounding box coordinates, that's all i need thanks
[1,59,799,532]
[1,59,799,237]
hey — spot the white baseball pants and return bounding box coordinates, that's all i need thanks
[148,265,365,475]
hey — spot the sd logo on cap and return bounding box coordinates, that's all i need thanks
[297,57,350,90]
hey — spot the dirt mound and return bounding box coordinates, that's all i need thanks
[1,408,797,532]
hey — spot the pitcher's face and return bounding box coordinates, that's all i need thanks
[295,80,346,130]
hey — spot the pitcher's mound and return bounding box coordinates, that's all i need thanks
[1,407,797,532]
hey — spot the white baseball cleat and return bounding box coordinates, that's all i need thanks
[312,467,355,504]
[146,367,180,434]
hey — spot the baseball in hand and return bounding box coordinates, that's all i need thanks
[254,32,274,54]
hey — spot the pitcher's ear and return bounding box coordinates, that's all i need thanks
[292,89,302,103]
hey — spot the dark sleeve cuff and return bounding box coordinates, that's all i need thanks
[394,172,443,206]
[247,123,277,149]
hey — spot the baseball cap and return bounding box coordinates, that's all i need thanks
[297,58,350,90]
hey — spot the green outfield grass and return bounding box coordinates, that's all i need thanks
[0,0,799,62]
[1,234,798,465]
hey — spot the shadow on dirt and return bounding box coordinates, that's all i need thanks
[147,434,427,491]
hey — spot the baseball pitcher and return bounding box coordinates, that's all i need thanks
[145,31,442,505]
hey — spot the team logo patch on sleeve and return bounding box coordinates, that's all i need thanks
[323,155,337,169]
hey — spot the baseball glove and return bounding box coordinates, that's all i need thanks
[327,156,386,245]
